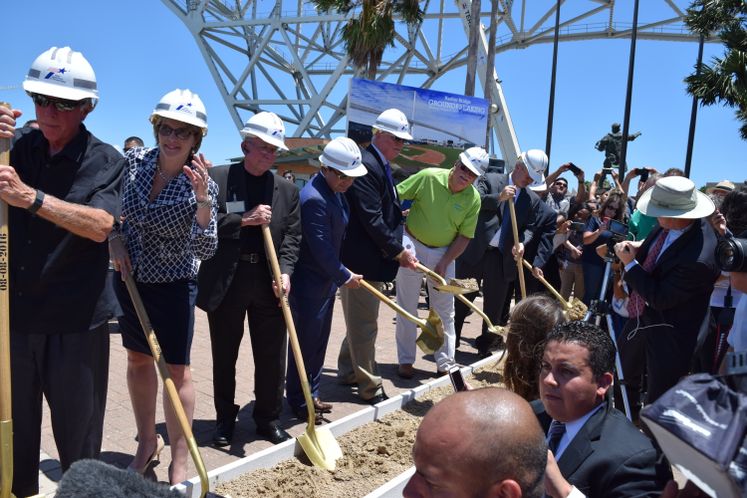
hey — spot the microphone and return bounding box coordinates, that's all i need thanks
[55,459,183,498]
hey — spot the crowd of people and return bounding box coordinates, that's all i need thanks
[0,44,745,497]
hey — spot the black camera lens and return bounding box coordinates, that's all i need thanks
[716,238,747,272]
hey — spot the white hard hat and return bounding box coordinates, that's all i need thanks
[319,137,367,177]
[241,111,288,151]
[518,149,548,189]
[150,89,208,136]
[23,46,98,102]
[373,108,413,140]
[458,146,489,176]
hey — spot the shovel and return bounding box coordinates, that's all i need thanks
[123,275,221,498]
[260,225,342,471]
[414,262,505,336]
[508,201,527,300]
[358,279,444,354]
[0,103,13,498]
[521,259,588,321]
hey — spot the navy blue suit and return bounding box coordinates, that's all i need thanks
[287,174,352,410]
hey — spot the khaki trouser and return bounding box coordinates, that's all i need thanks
[337,284,385,400]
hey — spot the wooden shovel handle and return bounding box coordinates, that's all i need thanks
[521,259,571,308]
[124,275,210,497]
[414,262,446,285]
[261,225,318,427]
[359,279,425,327]
[508,201,526,299]
[0,102,12,498]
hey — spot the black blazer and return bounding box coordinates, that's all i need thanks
[196,163,301,312]
[624,219,719,346]
[533,400,671,497]
[466,172,547,278]
[340,144,404,282]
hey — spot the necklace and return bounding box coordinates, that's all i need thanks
[156,164,174,183]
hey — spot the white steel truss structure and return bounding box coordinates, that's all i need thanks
[162,0,708,161]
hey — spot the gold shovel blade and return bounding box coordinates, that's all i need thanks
[416,309,445,354]
[298,425,343,471]
[564,297,588,321]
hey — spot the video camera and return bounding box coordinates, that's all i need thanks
[716,237,747,273]
[604,219,629,259]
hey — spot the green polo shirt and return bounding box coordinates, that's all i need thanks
[396,168,480,247]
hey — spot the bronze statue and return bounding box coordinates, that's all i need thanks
[595,123,641,169]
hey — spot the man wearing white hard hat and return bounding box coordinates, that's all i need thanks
[614,176,719,407]
[473,149,555,357]
[394,147,485,376]
[286,138,366,422]
[0,46,125,496]
[337,108,418,404]
[197,111,301,445]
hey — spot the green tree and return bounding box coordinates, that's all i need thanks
[685,0,747,138]
[314,0,423,79]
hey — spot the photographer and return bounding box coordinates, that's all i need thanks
[588,169,624,206]
[542,162,587,217]
[692,186,747,374]
[558,203,591,301]
[581,189,626,305]
[614,177,719,410]
[621,167,657,201]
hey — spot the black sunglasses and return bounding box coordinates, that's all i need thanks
[458,163,477,177]
[324,166,350,180]
[158,124,194,141]
[28,92,82,112]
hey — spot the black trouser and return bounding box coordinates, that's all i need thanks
[207,261,287,428]
[617,315,698,417]
[11,324,109,498]
[475,248,514,352]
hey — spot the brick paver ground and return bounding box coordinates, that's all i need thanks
[37,290,488,491]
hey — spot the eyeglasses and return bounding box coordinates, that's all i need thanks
[28,92,82,112]
[386,133,405,144]
[605,205,619,211]
[158,124,194,141]
[458,163,477,177]
[324,167,350,180]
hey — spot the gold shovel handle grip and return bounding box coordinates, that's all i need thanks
[358,279,425,327]
[521,259,571,309]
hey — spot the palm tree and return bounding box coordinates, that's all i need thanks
[314,0,423,79]
[685,0,747,138]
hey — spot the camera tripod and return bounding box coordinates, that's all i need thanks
[584,257,633,420]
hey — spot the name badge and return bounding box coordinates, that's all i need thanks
[227,200,245,214]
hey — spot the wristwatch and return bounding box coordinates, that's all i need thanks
[196,196,212,209]
[27,189,45,215]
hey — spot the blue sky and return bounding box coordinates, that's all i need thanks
[4,1,745,193]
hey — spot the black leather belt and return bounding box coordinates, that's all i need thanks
[239,253,263,263]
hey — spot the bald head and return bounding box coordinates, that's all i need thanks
[404,388,547,498]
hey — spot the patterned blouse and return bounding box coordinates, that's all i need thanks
[119,147,218,283]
